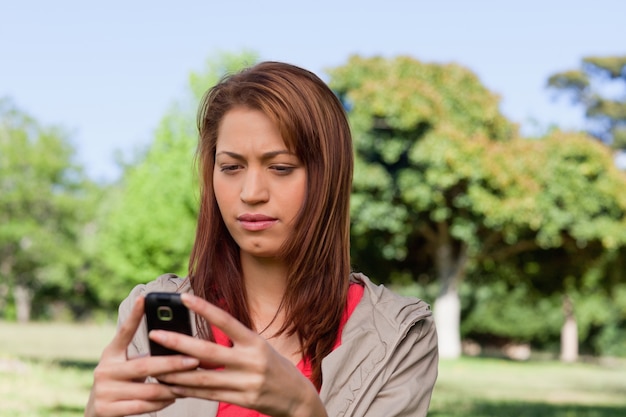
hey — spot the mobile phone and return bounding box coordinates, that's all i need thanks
[144,292,193,356]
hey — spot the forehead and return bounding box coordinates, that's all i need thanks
[219,105,300,154]
[216,107,287,150]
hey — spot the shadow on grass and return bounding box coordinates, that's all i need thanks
[429,400,626,417]
[42,403,85,417]
[56,359,99,370]
[19,356,99,370]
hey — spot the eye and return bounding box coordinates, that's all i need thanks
[271,165,296,175]
[219,164,241,173]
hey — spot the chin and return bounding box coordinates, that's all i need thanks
[237,237,285,259]
[240,246,281,259]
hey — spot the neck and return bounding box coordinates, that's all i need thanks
[240,253,289,333]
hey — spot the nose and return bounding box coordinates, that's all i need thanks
[240,169,269,205]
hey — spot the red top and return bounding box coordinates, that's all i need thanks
[215,282,365,417]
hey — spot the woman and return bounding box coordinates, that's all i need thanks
[85,61,438,417]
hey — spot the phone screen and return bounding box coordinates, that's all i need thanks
[144,292,193,355]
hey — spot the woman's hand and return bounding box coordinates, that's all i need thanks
[149,293,328,417]
[84,296,200,417]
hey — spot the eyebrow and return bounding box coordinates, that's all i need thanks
[215,150,295,161]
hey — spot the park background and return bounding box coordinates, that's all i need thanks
[1,1,626,416]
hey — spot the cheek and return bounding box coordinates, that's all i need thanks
[213,175,231,214]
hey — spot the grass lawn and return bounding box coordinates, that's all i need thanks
[1,320,625,416]
[0,321,115,417]
[430,357,626,416]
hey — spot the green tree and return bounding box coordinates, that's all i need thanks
[90,51,258,308]
[0,99,97,321]
[548,55,626,151]
[329,55,626,359]
[329,55,516,358]
[466,131,626,360]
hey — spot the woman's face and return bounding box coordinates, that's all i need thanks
[213,107,307,259]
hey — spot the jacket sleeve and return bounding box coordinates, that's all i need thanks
[358,316,439,417]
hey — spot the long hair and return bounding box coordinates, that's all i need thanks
[188,61,353,388]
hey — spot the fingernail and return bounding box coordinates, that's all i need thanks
[150,330,167,342]
[181,293,193,305]
[182,357,199,367]
[171,386,186,397]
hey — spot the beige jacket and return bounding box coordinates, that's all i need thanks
[119,273,438,417]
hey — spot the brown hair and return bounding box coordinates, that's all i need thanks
[188,61,353,388]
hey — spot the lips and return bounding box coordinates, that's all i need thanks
[237,213,278,231]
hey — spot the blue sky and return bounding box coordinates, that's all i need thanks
[2,0,624,181]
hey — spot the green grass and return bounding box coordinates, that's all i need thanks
[429,357,626,417]
[1,321,625,417]
[0,321,115,417]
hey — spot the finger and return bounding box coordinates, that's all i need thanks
[161,371,251,406]
[100,399,176,417]
[96,355,200,382]
[94,379,180,402]
[157,368,252,391]
[168,385,256,411]
[180,293,257,345]
[105,295,146,356]
[148,330,229,368]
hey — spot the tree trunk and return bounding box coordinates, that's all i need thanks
[0,282,8,314]
[434,285,461,359]
[560,294,578,363]
[431,224,468,359]
[0,254,14,317]
[14,283,32,323]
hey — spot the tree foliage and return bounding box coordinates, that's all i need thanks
[0,98,98,321]
[548,55,626,150]
[329,55,517,282]
[329,55,626,358]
